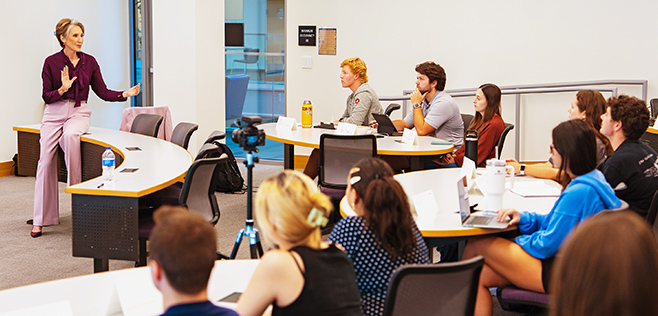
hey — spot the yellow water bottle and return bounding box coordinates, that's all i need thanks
[302,100,313,128]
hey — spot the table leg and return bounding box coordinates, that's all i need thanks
[284,143,295,169]
[94,258,109,273]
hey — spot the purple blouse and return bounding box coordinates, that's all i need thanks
[42,50,127,106]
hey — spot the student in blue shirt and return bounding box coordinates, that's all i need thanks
[462,119,621,316]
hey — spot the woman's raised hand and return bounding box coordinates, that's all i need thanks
[60,66,77,93]
[122,83,141,98]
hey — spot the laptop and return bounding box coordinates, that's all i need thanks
[458,177,509,229]
[372,113,403,136]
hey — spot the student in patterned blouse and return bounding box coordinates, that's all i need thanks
[329,157,430,316]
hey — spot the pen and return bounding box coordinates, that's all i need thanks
[97,183,104,189]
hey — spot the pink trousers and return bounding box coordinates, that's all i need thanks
[33,100,91,226]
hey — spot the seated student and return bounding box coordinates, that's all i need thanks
[507,90,612,182]
[148,206,238,316]
[598,95,658,218]
[384,61,463,171]
[236,170,362,316]
[329,157,430,316]
[432,83,505,168]
[551,210,658,316]
[462,119,621,316]
[303,57,384,179]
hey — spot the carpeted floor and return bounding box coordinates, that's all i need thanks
[0,162,543,316]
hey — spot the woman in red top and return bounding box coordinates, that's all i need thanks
[434,83,505,167]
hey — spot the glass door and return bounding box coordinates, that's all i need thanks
[225,0,285,160]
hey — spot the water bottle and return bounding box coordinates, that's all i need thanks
[102,147,115,182]
[465,130,478,165]
[302,100,313,128]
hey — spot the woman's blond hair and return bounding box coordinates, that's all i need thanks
[256,170,333,248]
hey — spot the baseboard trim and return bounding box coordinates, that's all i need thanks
[0,160,13,177]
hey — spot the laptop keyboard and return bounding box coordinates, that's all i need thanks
[467,216,492,225]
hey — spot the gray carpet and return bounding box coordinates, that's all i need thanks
[0,162,541,316]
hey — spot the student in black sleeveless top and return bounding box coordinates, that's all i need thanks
[236,170,362,316]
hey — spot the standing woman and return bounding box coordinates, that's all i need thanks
[329,157,430,316]
[432,83,505,168]
[32,18,140,237]
[461,119,621,316]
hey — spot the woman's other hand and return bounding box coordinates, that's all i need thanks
[435,153,455,165]
[505,158,521,174]
[122,83,141,98]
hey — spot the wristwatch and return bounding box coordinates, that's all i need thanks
[519,164,526,175]
[413,103,421,109]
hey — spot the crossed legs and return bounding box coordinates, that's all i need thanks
[462,235,544,316]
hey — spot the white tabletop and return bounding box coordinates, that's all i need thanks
[259,122,453,156]
[341,168,560,238]
[14,125,194,198]
[0,260,259,316]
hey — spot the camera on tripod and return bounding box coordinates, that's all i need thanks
[231,115,266,152]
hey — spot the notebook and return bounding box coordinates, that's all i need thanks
[458,177,509,229]
[372,113,403,136]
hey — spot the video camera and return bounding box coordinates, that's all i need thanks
[231,115,266,152]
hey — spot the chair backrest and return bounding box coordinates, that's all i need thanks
[650,98,658,120]
[318,134,377,190]
[204,130,227,144]
[640,130,658,154]
[383,256,484,316]
[225,74,250,120]
[179,156,228,225]
[130,113,164,138]
[497,123,515,159]
[243,48,260,63]
[646,190,658,226]
[170,122,199,150]
[461,113,474,134]
[385,103,401,116]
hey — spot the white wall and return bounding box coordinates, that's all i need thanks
[286,0,658,160]
[152,0,225,154]
[0,1,130,162]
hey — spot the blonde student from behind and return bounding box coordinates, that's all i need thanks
[236,170,362,316]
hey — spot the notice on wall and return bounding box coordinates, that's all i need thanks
[298,25,316,46]
[318,28,337,55]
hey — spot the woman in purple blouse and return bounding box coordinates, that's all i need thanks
[31,18,140,238]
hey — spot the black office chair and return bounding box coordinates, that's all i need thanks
[318,134,378,192]
[382,256,484,316]
[170,122,199,150]
[640,129,658,154]
[205,130,227,144]
[130,113,164,138]
[461,113,474,134]
[385,103,401,117]
[650,98,658,123]
[497,123,514,158]
[645,189,658,227]
[137,156,229,266]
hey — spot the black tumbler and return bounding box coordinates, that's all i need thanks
[465,130,478,164]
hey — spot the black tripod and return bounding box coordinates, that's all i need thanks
[230,151,264,259]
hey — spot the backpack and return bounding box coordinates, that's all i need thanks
[197,142,245,193]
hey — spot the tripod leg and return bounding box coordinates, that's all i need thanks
[230,229,245,259]
[254,229,264,257]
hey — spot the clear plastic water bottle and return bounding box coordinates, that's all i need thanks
[102,147,115,182]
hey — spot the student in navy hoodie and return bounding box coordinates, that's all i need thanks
[462,119,621,316]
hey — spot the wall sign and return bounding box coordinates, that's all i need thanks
[298,25,316,46]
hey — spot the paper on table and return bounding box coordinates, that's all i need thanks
[411,190,443,223]
[116,272,163,316]
[510,180,561,197]
[0,301,73,316]
[460,157,476,190]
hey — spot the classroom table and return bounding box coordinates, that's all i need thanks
[341,168,560,250]
[13,125,193,273]
[259,122,454,170]
[0,259,259,316]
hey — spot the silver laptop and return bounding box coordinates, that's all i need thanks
[458,177,509,229]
